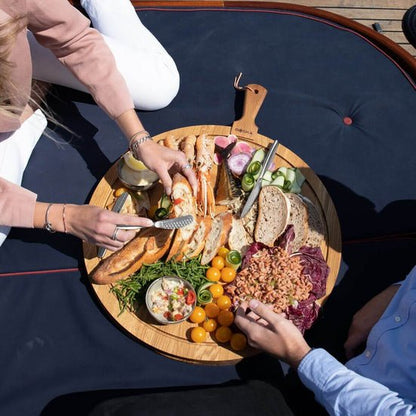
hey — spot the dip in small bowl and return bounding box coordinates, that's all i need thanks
[145,276,196,324]
[118,151,159,191]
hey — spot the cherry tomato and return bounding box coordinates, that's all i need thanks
[209,284,224,299]
[202,318,218,333]
[215,326,233,343]
[189,306,206,324]
[206,267,221,282]
[204,302,220,319]
[186,290,196,305]
[217,247,230,259]
[216,295,232,310]
[211,256,225,270]
[174,313,184,321]
[230,333,247,351]
[191,327,207,343]
[220,267,236,283]
[217,310,234,327]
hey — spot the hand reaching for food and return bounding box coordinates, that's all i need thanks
[235,299,311,368]
[344,284,400,360]
[134,140,198,197]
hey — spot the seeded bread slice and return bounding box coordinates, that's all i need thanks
[254,186,290,247]
[301,195,326,248]
[286,193,309,251]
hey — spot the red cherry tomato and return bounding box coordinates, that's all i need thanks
[186,290,196,305]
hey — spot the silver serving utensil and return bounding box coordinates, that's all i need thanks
[97,191,129,258]
[239,139,280,218]
[116,215,194,230]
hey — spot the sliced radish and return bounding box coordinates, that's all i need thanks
[231,141,254,155]
[227,152,252,176]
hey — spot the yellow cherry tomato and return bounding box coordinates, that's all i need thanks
[206,267,221,282]
[211,256,225,270]
[221,267,237,283]
[230,333,247,351]
[215,326,233,343]
[191,326,207,343]
[202,318,218,333]
[216,295,232,310]
[189,306,206,324]
[209,283,224,299]
[204,302,220,319]
[217,247,230,259]
[217,310,234,327]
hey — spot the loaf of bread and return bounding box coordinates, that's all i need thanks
[90,228,174,285]
[254,186,290,247]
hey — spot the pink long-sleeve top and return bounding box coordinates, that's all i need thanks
[0,0,134,228]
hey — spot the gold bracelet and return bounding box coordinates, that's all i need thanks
[44,203,56,233]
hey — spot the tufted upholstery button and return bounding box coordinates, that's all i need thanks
[343,116,353,125]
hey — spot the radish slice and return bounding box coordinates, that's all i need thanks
[227,152,252,176]
[231,141,254,155]
[214,135,238,164]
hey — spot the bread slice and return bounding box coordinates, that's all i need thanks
[166,173,198,261]
[286,193,308,251]
[301,195,326,248]
[228,215,252,256]
[182,216,212,259]
[91,228,174,285]
[254,186,290,247]
[201,212,233,265]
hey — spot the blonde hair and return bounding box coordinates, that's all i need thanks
[0,14,27,122]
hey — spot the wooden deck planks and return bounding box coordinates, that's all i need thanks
[132,0,416,57]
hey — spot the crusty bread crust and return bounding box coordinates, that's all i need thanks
[254,186,290,247]
[201,211,233,265]
[91,228,174,285]
[286,193,309,251]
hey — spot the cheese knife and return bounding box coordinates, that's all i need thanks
[239,139,280,218]
[97,191,129,258]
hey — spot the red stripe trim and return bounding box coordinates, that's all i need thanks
[134,7,416,90]
[0,267,79,278]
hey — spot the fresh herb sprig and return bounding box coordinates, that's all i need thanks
[110,256,209,314]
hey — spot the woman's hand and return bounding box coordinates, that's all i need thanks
[137,139,197,196]
[344,284,399,360]
[64,204,153,251]
[235,299,311,368]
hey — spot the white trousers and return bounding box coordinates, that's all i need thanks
[0,110,47,245]
[29,0,180,111]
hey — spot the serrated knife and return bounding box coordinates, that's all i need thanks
[116,215,194,230]
[97,191,129,258]
[239,139,280,218]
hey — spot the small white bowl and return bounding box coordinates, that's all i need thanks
[117,153,159,192]
[145,276,196,325]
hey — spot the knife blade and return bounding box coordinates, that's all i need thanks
[97,191,129,258]
[116,215,194,230]
[239,139,280,218]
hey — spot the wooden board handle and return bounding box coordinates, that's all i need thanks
[231,84,268,141]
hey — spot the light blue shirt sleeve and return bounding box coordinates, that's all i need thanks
[297,348,416,416]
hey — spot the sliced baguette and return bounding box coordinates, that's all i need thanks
[201,211,233,265]
[286,193,309,251]
[166,173,198,261]
[182,216,212,259]
[228,215,252,256]
[254,186,290,247]
[91,228,174,285]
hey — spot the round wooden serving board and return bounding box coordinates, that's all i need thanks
[83,84,342,365]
